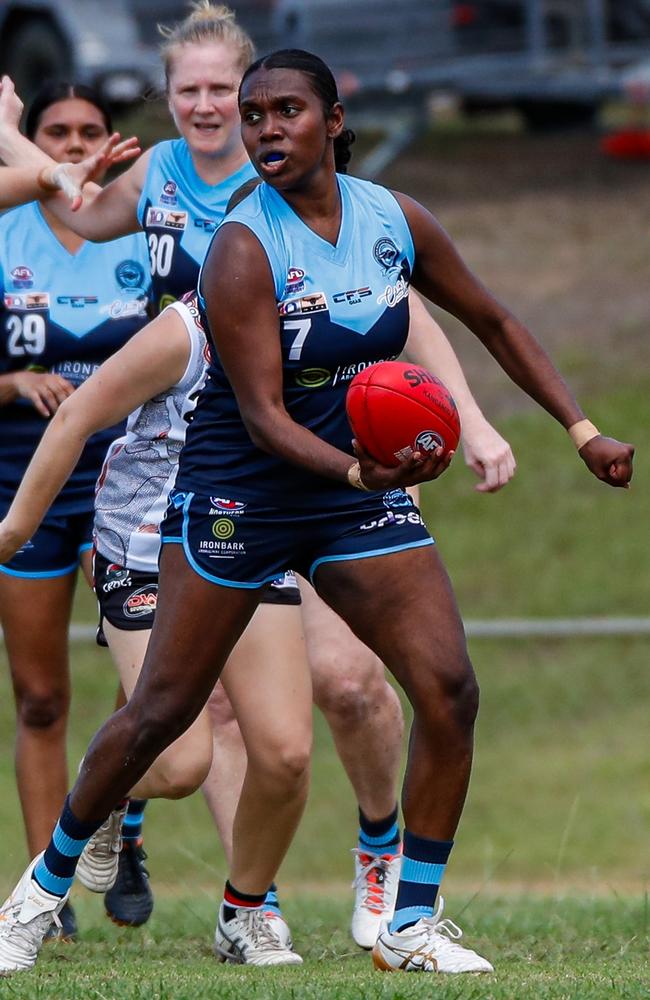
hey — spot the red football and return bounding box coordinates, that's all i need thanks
[346,361,460,468]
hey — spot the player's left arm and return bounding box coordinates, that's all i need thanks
[394,191,634,488]
[406,291,515,492]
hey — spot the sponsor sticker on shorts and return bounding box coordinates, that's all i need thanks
[122,584,158,618]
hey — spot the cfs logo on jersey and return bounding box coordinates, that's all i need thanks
[122,585,158,618]
[333,287,372,305]
[209,498,247,517]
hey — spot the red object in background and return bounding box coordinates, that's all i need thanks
[601,129,650,159]
[346,361,461,468]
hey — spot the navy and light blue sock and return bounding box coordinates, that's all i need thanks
[358,804,401,857]
[389,830,453,933]
[123,799,147,843]
[33,795,102,898]
[264,882,282,915]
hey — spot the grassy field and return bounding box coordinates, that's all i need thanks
[1,119,649,994]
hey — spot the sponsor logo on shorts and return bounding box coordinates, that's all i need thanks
[102,564,132,593]
[50,360,101,386]
[10,266,34,288]
[209,498,247,516]
[123,585,158,618]
[359,510,425,532]
[279,292,327,316]
[383,489,414,509]
[212,519,235,540]
[198,539,246,558]
[294,368,331,388]
[329,355,400,388]
[333,287,372,305]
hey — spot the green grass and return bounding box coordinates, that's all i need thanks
[0,389,649,995]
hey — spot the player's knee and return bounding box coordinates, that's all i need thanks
[17,687,69,731]
[126,696,193,759]
[205,683,237,727]
[312,654,387,725]
[150,752,211,799]
[411,651,479,733]
[250,732,311,794]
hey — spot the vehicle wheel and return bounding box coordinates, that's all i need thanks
[4,20,72,105]
[518,99,600,132]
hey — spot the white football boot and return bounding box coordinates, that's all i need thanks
[214,904,303,966]
[76,803,128,893]
[351,848,401,949]
[372,897,493,974]
[0,854,69,975]
[264,909,293,949]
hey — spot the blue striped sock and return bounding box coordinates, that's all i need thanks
[264,882,282,915]
[389,830,453,933]
[33,796,102,898]
[358,805,400,856]
[123,799,147,842]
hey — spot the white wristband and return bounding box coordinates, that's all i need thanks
[347,461,371,492]
[568,419,600,450]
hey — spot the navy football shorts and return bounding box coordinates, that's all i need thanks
[160,487,434,589]
[94,550,301,632]
[0,507,93,579]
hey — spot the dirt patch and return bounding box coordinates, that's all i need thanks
[380,131,650,417]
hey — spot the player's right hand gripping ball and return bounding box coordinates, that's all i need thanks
[346,361,460,467]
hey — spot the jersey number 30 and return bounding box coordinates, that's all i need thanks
[6,314,46,356]
[148,233,175,278]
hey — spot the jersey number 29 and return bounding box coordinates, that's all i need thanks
[6,314,46,356]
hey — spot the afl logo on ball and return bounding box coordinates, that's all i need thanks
[415,430,445,453]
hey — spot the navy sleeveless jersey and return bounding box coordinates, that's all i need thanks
[137,139,257,315]
[175,175,415,508]
[0,203,150,515]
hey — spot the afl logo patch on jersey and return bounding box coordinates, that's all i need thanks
[284,267,306,294]
[161,180,178,205]
[116,260,146,290]
[373,238,400,273]
[10,266,34,288]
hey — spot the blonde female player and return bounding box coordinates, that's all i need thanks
[0,5,515,943]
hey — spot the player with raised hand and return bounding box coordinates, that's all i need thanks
[0,80,150,944]
[0,48,632,979]
[0,4,518,947]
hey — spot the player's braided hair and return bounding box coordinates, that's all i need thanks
[25,82,113,140]
[240,49,356,174]
[159,1,255,86]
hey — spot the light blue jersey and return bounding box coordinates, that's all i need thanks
[177,174,415,508]
[137,139,257,314]
[0,203,150,515]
